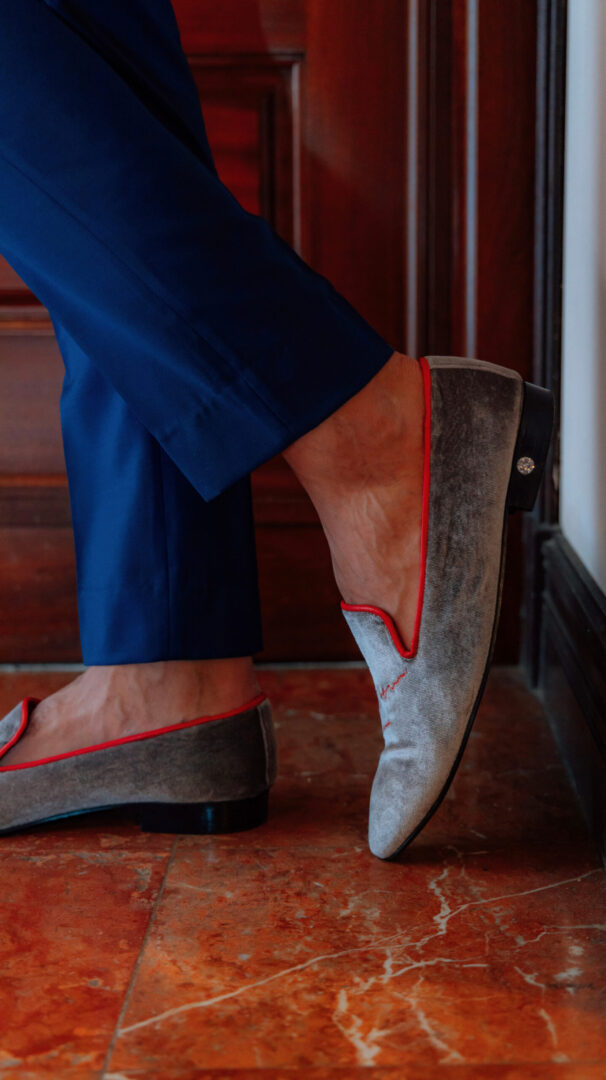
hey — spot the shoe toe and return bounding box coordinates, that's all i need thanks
[368,747,448,859]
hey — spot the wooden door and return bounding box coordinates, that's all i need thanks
[0,0,537,662]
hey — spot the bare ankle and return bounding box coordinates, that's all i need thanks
[184,657,262,712]
[282,352,426,648]
[86,657,261,717]
[283,351,423,496]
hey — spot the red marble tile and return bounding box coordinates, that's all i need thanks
[0,845,172,1078]
[104,669,606,1074]
[102,1069,606,1080]
[2,667,605,1077]
[0,673,177,1074]
[104,841,606,1071]
[0,809,175,858]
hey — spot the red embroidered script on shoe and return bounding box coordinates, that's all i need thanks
[379,669,408,699]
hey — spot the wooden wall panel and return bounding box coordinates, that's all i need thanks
[476,2,537,373]
[0,332,75,662]
[190,58,298,240]
[0,262,49,332]
[302,0,407,346]
[475,1,537,660]
[0,336,65,475]
[418,0,538,660]
[0,527,79,662]
[172,0,305,55]
[0,258,25,292]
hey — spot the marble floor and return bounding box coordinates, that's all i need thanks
[0,666,604,1080]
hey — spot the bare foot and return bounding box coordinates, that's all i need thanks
[284,352,425,650]
[1,658,261,767]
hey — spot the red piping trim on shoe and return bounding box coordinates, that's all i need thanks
[0,697,39,762]
[0,692,267,773]
[341,354,432,660]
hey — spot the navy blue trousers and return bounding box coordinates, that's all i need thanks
[0,0,393,664]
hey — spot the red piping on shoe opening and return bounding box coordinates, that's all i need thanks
[0,691,267,773]
[0,697,39,762]
[341,354,432,660]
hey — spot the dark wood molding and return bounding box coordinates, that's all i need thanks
[532,0,567,472]
[0,480,71,528]
[0,306,53,335]
[403,0,429,357]
[521,0,568,680]
[540,531,606,865]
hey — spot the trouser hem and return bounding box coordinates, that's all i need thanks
[76,583,263,665]
[164,333,396,502]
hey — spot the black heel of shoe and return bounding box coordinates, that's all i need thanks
[507,380,555,512]
[138,790,269,835]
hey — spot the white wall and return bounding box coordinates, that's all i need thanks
[560,0,606,594]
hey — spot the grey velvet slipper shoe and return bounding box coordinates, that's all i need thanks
[342,355,554,860]
[0,693,276,836]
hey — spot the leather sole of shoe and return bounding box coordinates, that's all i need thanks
[385,378,555,860]
[0,789,269,837]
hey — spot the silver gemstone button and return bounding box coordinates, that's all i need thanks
[516,456,536,475]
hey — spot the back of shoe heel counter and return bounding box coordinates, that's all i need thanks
[257,698,278,787]
[426,355,523,382]
[506,381,555,512]
[427,353,525,451]
[145,699,276,804]
[201,698,277,797]
[428,357,554,515]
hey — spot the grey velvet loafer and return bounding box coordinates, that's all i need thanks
[342,355,554,860]
[0,693,276,835]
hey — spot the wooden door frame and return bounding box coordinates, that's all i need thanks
[521,0,568,681]
[529,0,606,865]
[408,0,540,662]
